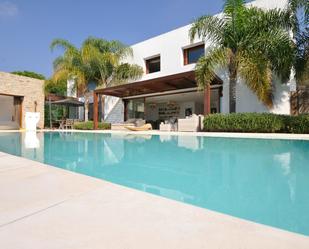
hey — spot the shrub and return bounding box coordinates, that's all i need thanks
[73,121,111,130]
[284,114,309,134]
[203,113,309,134]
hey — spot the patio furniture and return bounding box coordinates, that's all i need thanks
[160,123,172,131]
[178,114,203,132]
[159,117,178,131]
[64,119,74,129]
[57,119,65,129]
[111,119,146,131]
[125,123,152,131]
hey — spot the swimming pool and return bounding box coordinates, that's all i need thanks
[0,131,308,235]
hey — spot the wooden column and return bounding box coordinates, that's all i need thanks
[123,100,128,121]
[93,91,98,130]
[204,84,211,115]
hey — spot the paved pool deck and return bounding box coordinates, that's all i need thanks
[0,147,308,249]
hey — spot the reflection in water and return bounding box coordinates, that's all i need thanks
[24,131,40,149]
[274,152,296,203]
[177,135,203,151]
[159,134,172,142]
[0,132,308,235]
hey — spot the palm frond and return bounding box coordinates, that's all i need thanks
[189,15,226,43]
[238,51,273,107]
[289,0,309,24]
[195,47,230,89]
[249,28,295,83]
[245,7,294,32]
[50,38,77,52]
[224,0,246,16]
[111,63,143,85]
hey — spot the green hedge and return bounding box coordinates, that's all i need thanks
[284,115,309,134]
[203,113,309,134]
[73,121,111,130]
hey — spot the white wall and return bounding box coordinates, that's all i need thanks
[248,0,288,10]
[126,25,202,81]
[220,75,291,114]
[0,95,14,121]
[67,79,76,97]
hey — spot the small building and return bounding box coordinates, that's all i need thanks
[0,72,45,129]
[93,0,292,128]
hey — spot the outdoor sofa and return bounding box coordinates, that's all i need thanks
[178,114,204,132]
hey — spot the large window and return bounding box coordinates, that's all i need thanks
[127,98,145,120]
[146,56,160,74]
[183,44,205,65]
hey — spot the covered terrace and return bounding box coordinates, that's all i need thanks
[93,71,223,129]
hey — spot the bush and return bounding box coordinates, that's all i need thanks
[73,121,111,130]
[284,114,309,134]
[203,113,309,134]
[203,113,285,133]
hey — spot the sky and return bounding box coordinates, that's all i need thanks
[0,0,225,78]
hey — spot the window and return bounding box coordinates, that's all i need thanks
[183,44,205,65]
[146,56,160,74]
[127,98,145,119]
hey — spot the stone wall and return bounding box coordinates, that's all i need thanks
[0,72,45,129]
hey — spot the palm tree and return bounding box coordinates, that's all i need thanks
[289,0,309,85]
[189,0,295,112]
[50,37,143,121]
[80,37,143,120]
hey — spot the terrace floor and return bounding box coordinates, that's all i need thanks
[0,149,308,249]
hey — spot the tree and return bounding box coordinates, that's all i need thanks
[44,79,67,96]
[50,37,143,121]
[289,0,309,85]
[189,0,295,112]
[11,70,46,80]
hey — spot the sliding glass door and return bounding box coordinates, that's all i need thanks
[127,98,145,120]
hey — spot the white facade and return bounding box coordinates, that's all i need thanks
[103,0,291,122]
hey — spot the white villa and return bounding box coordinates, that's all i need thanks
[90,0,293,129]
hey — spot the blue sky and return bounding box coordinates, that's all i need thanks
[0,0,224,77]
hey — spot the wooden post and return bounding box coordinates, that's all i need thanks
[93,91,98,130]
[123,100,128,121]
[204,84,211,115]
[49,96,52,128]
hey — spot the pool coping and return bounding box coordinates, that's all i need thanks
[0,151,308,248]
[1,129,309,140]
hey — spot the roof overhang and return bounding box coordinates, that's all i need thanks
[95,71,222,98]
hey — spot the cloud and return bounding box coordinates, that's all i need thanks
[0,1,18,17]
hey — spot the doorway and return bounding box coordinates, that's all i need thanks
[0,94,23,129]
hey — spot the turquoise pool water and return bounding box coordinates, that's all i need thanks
[0,132,308,235]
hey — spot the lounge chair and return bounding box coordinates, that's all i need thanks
[125,123,152,131]
[111,119,145,131]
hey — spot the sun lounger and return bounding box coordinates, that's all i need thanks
[124,123,152,131]
[111,123,135,131]
[111,118,146,131]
